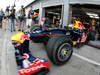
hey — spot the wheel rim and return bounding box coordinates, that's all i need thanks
[57,43,72,62]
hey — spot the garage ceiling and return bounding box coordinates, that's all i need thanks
[72,4,100,20]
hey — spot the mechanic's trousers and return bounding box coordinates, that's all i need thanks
[9,19,15,32]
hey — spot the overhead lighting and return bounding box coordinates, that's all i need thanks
[95,16,99,19]
[89,15,99,19]
[48,12,60,15]
[89,15,94,18]
[86,12,99,19]
[86,12,98,16]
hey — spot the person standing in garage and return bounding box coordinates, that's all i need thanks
[89,19,97,40]
[27,7,33,27]
[8,6,16,32]
[73,17,85,29]
[0,9,4,28]
[19,5,26,32]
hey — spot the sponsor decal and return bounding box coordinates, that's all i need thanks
[20,35,29,40]
[19,64,44,74]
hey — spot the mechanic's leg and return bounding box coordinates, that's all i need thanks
[10,19,15,32]
[11,20,13,32]
[19,20,21,31]
[10,19,13,32]
[9,19,11,32]
[22,19,26,31]
[20,20,23,32]
[12,19,15,31]
[22,20,24,31]
[0,21,2,28]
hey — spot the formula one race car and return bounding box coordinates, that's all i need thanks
[11,25,87,65]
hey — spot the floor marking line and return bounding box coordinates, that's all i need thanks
[73,53,100,66]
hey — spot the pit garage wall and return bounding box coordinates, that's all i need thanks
[31,0,70,27]
[31,0,100,27]
[70,0,100,5]
[32,0,63,9]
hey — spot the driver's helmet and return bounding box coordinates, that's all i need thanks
[31,25,42,33]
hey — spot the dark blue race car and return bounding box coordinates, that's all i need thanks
[11,25,87,65]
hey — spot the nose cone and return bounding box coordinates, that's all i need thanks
[11,32,25,43]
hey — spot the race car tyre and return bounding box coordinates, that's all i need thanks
[46,35,73,65]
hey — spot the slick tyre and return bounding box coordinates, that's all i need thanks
[46,35,73,65]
